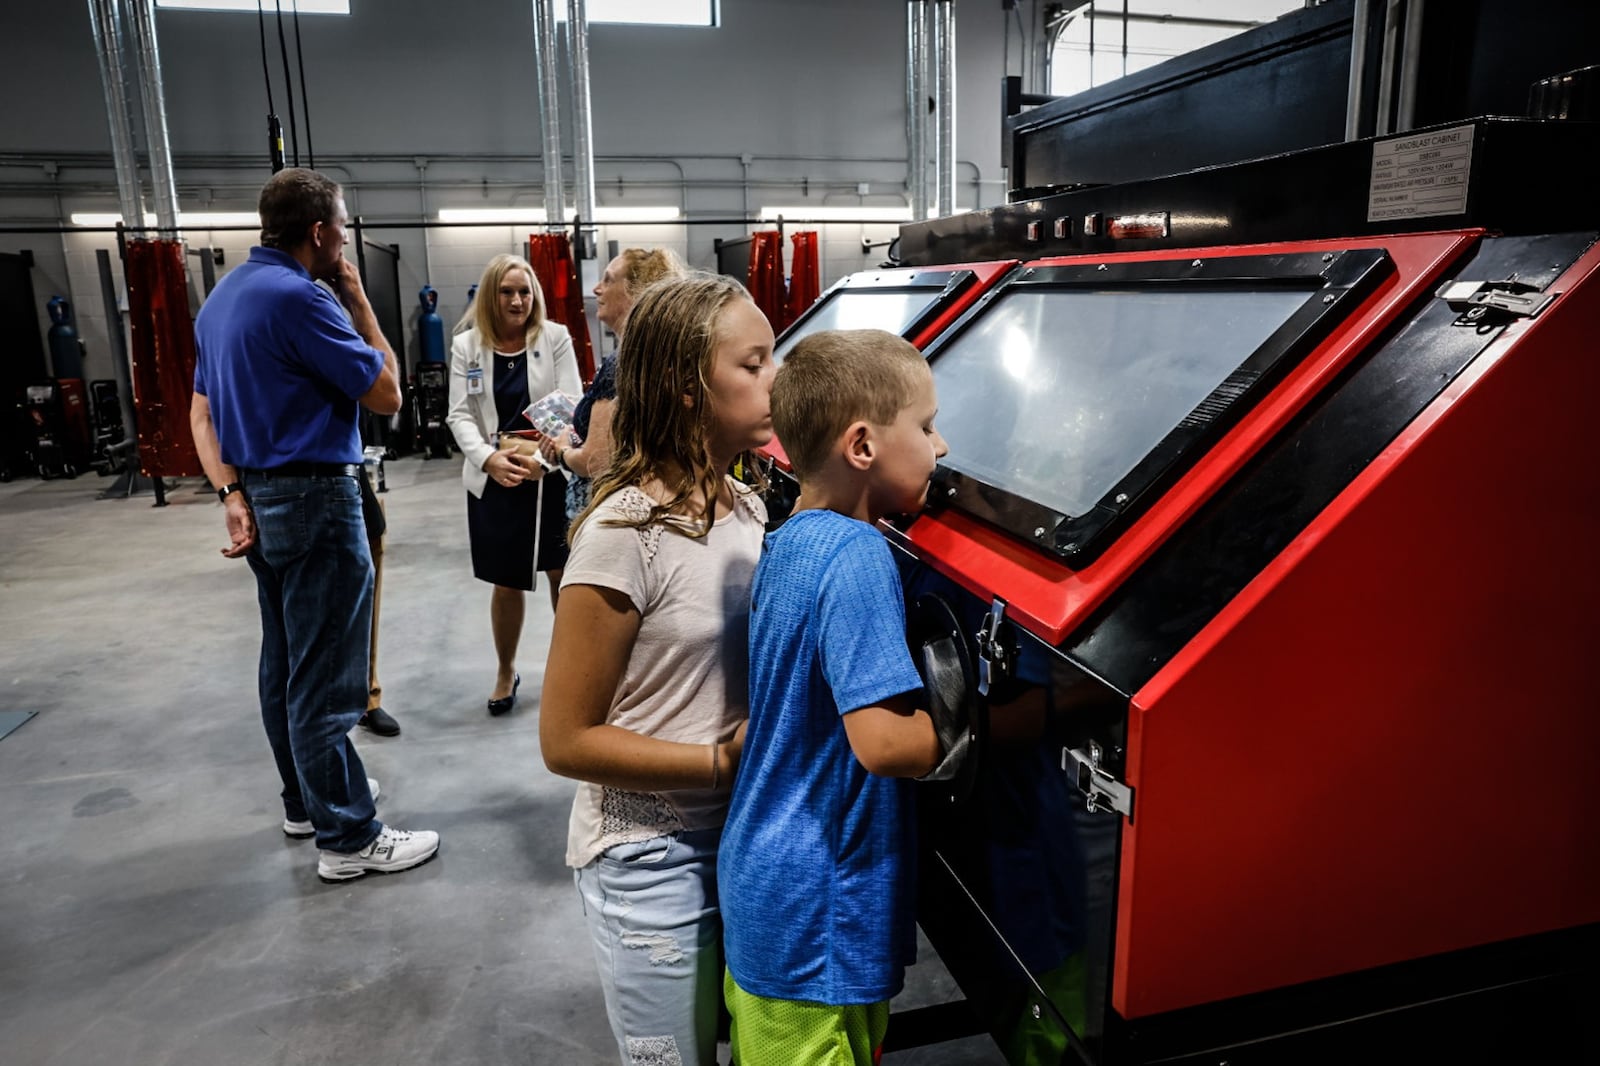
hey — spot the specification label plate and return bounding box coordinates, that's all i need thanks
[1368,125,1474,222]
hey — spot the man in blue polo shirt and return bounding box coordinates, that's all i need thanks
[190,167,438,882]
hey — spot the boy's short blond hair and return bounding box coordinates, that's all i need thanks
[773,329,929,480]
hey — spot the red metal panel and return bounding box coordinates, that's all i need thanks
[902,232,1482,645]
[1112,238,1600,1018]
[906,259,1019,348]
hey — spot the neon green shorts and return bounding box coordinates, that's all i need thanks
[724,969,889,1066]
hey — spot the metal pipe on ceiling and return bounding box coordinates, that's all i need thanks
[123,0,181,236]
[530,0,565,227]
[566,0,597,258]
[907,1,927,221]
[84,0,147,230]
[934,0,956,218]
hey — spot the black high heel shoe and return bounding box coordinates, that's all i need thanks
[487,673,520,717]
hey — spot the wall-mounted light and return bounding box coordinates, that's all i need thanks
[757,205,913,222]
[436,206,682,224]
[70,211,262,227]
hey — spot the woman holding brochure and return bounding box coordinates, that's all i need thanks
[447,252,581,716]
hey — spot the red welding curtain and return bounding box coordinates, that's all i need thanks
[125,239,202,477]
[748,230,787,332]
[749,230,821,334]
[785,231,821,327]
[526,233,596,386]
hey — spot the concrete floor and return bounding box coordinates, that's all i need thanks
[0,456,1002,1066]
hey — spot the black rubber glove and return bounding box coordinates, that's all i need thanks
[918,634,972,782]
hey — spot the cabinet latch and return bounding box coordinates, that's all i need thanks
[1437,278,1554,324]
[1063,740,1135,819]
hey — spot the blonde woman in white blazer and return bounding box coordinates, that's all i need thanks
[447,253,582,716]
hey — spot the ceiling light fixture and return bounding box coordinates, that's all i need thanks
[69,211,263,227]
[757,205,913,222]
[437,206,682,224]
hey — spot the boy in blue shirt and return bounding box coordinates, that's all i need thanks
[719,329,961,1064]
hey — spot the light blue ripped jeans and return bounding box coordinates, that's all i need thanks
[575,828,722,1066]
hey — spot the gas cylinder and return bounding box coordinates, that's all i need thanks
[418,286,446,363]
[46,296,85,381]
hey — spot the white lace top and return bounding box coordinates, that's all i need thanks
[558,478,767,868]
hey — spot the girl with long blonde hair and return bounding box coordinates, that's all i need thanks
[540,272,775,1066]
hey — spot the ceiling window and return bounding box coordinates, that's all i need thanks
[558,1,717,27]
[157,1,350,13]
[154,1,715,25]
[1049,1,1302,97]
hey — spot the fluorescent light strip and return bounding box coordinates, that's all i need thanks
[757,205,912,222]
[437,206,682,224]
[70,211,262,227]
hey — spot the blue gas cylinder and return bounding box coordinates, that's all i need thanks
[418,286,446,363]
[47,296,85,380]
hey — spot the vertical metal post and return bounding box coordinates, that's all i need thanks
[86,0,147,230]
[123,0,181,238]
[907,1,928,221]
[1122,0,1130,79]
[95,247,138,451]
[531,0,565,227]
[353,216,367,283]
[1396,0,1424,133]
[1374,0,1404,136]
[1344,0,1373,139]
[934,0,956,218]
[566,0,597,259]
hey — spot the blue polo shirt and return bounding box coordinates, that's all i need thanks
[193,246,384,469]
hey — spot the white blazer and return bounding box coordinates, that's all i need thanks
[446,320,581,498]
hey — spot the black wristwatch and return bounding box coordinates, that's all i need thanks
[217,482,245,503]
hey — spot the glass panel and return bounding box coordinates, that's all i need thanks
[774,290,942,362]
[1049,2,1303,95]
[932,286,1311,518]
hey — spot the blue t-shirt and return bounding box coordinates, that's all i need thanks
[193,246,385,469]
[720,509,925,1005]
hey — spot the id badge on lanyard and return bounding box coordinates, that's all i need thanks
[467,365,484,396]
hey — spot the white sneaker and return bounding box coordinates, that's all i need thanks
[281,778,381,838]
[317,826,440,882]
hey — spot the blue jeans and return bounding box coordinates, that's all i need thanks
[575,828,723,1066]
[243,470,381,853]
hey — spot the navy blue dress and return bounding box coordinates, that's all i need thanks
[466,349,569,589]
[564,353,617,520]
